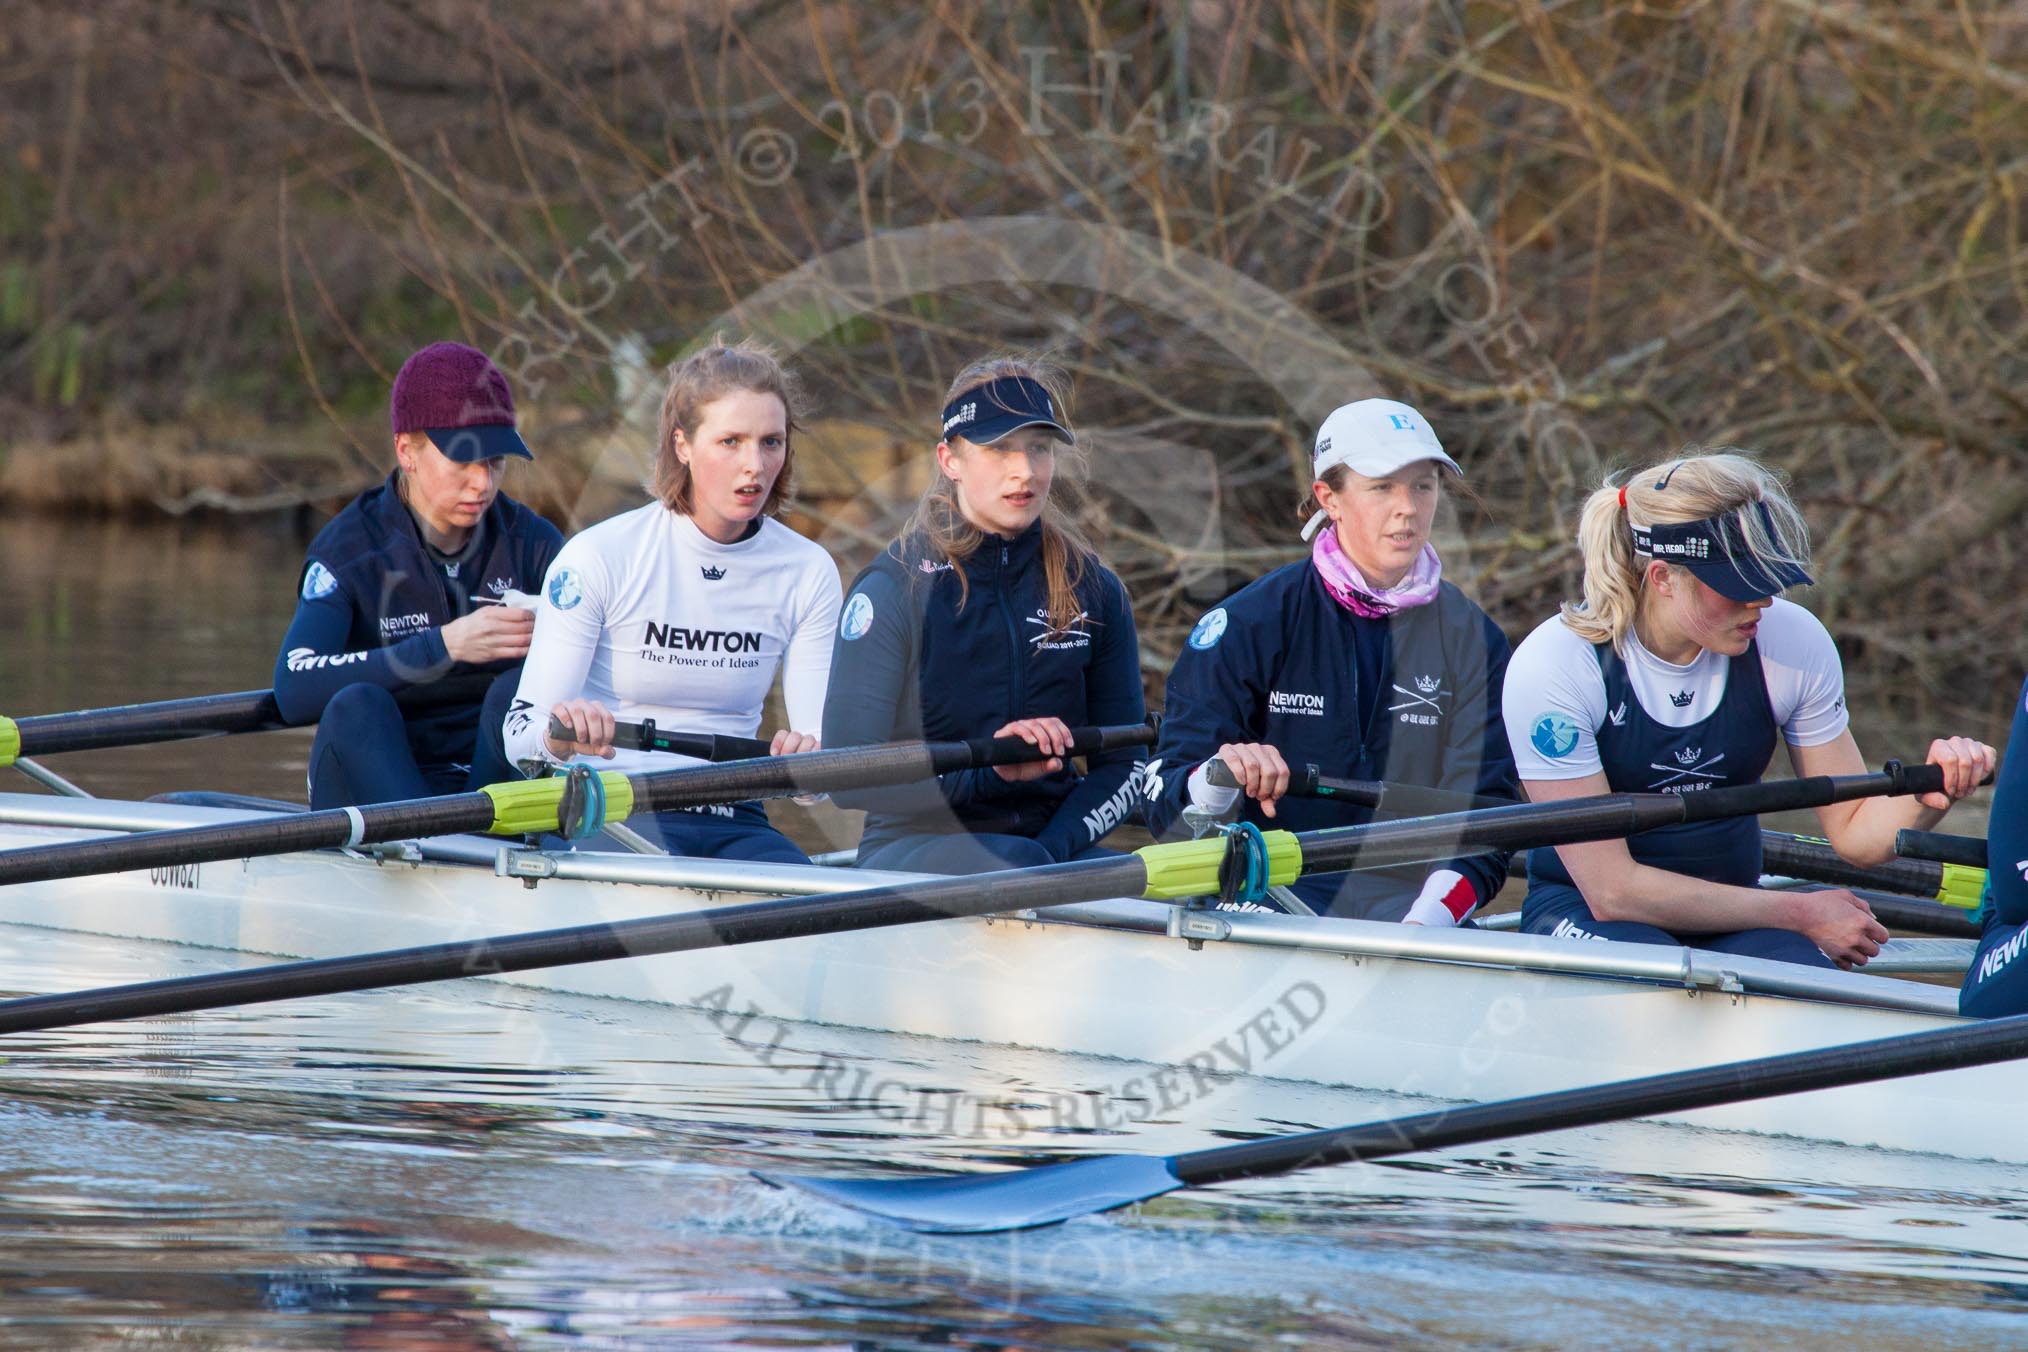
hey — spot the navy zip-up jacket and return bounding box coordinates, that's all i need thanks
[1144,560,1518,918]
[272,472,563,774]
[823,523,1146,860]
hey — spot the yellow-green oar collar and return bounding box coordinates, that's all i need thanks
[480,771,635,836]
[1136,830,1302,900]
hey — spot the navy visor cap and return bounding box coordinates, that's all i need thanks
[421,423,534,463]
[1633,502,1814,602]
[939,376,1075,446]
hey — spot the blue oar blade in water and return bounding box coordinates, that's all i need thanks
[758,1154,1183,1234]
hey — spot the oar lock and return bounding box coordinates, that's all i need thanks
[1169,821,1277,951]
[553,764,610,841]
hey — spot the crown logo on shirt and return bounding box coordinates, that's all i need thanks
[1669,689,1694,708]
[1674,745,1702,766]
[700,565,726,581]
[1414,674,1440,694]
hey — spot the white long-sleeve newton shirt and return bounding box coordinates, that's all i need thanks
[504,505,842,775]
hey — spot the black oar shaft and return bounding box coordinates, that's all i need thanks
[1759,831,1944,898]
[0,724,1156,888]
[0,794,496,885]
[1172,1008,2028,1187]
[0,855,1147,1035]
[628,724,1152,812]
[1203,760,1509,816]
[1845,890,1979,939]
[1898,828,1988,870]
[12,690,284,756]
[1296,765,1946,876]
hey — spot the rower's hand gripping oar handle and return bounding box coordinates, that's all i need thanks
[546,715,772,763]
[1203,758,1322,798]
[961,722,1154,765]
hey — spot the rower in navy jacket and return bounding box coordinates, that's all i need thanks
[1143,399,1519,922]
[272,342,563,809]
[1960,676,2028,1016]
[1507,452,1992,969]
[822,356,1146,874]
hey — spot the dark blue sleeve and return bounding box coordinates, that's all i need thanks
[1034,571,1148,860]
[1984,675,2028,928]
[270,567,451,726]
[1140,600,1271,841]
[1430,612,1521,907]
[526,514,565,580]
[821,567,1009,817]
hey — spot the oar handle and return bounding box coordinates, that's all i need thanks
[1200,758,1325,799]
[546,715,772,762]
[1897,828,1988,870]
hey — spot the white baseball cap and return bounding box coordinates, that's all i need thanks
[1302,399,1462,539]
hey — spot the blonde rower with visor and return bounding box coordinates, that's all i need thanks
[1505,452,1993,970]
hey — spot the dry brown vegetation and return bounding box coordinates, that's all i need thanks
[4,1,2028,736]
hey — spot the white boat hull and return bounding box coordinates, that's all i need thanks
[0,794,2011,1165]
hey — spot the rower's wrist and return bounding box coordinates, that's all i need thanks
[1765,889,1814,933]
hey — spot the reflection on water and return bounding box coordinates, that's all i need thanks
[1,511,315,802]
[0,926,2018,1346]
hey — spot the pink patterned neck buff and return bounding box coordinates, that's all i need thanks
[1312,527,1443,618]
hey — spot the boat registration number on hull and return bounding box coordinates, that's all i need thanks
[148,863,201,890]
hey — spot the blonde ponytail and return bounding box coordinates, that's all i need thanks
[1560,451,1812,648]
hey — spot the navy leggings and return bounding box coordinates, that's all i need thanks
[1523,880,1835,969]
[628,802,809,865]
[1962,920,2028,1017]
[307,676,521,809]
[856,832,1116,876]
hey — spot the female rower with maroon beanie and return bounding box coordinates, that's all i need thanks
[272,341,562,809]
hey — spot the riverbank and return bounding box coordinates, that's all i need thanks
[0,410,924,537]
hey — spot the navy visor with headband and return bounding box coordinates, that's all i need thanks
[939,377,1075,446]
[1632,501,1814,602]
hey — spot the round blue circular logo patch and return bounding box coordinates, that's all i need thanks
[839,592,875,641]
[547,568,583,611]
[1529,711,1581,760]
[1188,607,1228,651]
